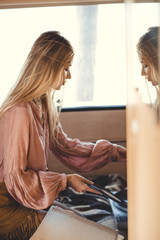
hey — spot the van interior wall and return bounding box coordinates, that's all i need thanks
[48,109,126,179]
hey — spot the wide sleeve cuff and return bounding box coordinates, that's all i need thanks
[4,169,67,210]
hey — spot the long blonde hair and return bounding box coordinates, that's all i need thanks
[137,26,160,120]
[0,31,74,142]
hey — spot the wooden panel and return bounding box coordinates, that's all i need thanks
[127,91,160,240]
[0,0,124,9]
[0,0,158,9]
[60,109,126,144]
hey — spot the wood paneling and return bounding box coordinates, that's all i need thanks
[0,0,124,9]
[127,91,160,240]
[0,0,158,9]
[60,109,126,144]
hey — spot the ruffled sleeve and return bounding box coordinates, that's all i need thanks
[2,105,66,210]
[50,123,126,173]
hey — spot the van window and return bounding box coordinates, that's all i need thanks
[0,3,158,107]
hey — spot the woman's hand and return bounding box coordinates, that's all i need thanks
[66,174,101,195]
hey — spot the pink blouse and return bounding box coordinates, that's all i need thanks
[0,101,126,210]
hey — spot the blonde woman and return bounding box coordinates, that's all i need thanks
[0,31,126,240]
[137,26,160,119]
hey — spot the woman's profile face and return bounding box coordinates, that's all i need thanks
[55,58,73,90]
[138,52,158,86]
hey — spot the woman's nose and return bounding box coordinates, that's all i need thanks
[141,67,145,76]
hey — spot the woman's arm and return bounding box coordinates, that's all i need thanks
[50,123,126,173]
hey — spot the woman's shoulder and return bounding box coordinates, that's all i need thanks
[7,101,30,113]
[2,101,36,121]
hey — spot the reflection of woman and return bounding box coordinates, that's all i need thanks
[137,26,160,119]
[0,31,126,239]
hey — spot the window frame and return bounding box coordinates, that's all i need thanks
[0,0,158,9]
[61,105,126,112]
[0,0,123,9]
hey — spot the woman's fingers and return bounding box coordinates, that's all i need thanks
[81,176,94,185]
[85,185,102,195]
[81,177,102,194]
